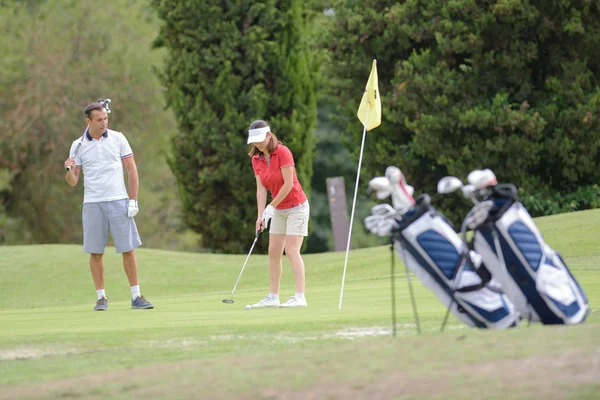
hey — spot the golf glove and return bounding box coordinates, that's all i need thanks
[262,204,275,227]
[127,199,139,218]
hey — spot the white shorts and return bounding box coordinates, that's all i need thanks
[82,199,142,254]
[269,201,310,236]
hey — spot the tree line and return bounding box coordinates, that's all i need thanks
[2,0,599,253]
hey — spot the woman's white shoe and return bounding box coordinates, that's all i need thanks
[279,296,307,308]
[251,295,280,308]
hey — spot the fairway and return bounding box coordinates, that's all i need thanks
[1,210,599,399]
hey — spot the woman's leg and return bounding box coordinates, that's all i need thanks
[284,235,305,293]
[268,233,286,294]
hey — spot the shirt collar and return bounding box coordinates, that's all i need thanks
[257,146,279,160]
[85,128,108,141]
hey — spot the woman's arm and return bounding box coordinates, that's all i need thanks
[256,176,268,231]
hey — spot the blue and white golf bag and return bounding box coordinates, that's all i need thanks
[471,184,589,325]
[390,194,520,329]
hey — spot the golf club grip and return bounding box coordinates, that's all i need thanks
[65,161,76,172]
[66,141,83,172]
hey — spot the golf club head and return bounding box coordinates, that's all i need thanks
[99,98,112,114]
[222,298,234,304]
[461,184,476,198]
[467,169,497,189]
[370,203,398,218]
[437,176,463,194]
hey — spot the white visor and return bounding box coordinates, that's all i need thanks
[247,126,270,144]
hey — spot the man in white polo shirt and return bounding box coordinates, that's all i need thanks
[64,100,153,311]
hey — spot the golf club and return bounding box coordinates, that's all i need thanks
[437,176,480,204]
[66,98,112,172]
[467,168,497,190]
[65,135,84,172]
[222,229,261,304]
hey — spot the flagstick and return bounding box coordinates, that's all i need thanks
[338,107,369,310]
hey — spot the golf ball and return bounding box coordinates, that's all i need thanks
[245,304,252,310]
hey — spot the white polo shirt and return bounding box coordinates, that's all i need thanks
[70,128,133,203]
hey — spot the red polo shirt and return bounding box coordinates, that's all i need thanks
[252,144,307,210]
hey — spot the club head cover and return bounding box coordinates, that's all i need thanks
[384,166,415,213]
[467,169,497,189]
[368,176,392,200]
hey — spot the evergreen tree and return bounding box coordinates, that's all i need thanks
[152,0,318,253]
[0,1,184,247]
[326,0,600,220]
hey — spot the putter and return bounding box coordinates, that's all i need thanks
[222,229,262,304]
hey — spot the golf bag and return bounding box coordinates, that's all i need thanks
[389,195,520,329]
[471,184,589,325]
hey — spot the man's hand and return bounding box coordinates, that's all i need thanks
[64,158,76,172]
[261,204,275,228]
[127,199,139,218]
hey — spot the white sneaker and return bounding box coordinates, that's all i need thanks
[279,296,307,308]
[251,295,280,308]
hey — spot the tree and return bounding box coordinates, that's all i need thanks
[325,0,600,221]
[0,1,190,248]
[152,0,318,253]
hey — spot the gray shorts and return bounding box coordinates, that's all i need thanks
[82,199,142,254]
[270,201,310,236]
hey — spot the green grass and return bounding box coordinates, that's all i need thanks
[1,210,599,399]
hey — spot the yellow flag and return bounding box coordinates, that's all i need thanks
[357,59,381,131]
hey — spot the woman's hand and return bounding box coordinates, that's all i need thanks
[256,218,264,232]
[261,204,275,227]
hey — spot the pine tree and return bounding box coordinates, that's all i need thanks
[152,0,318,252]
[326,0,600,219]
[0,0,180,245]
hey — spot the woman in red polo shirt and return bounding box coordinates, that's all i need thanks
[247,120,310,308]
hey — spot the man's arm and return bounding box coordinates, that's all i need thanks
[122,156,139,200]
[65,159,80,187]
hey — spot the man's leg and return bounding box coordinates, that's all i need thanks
[90,253,108,311]
[122,250,139,287]
[90,253,105,290]
[123,250,153,309]
[83,202,109,303]
[106,199,150,308]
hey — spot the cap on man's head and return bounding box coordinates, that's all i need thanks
[247,120,271,144]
